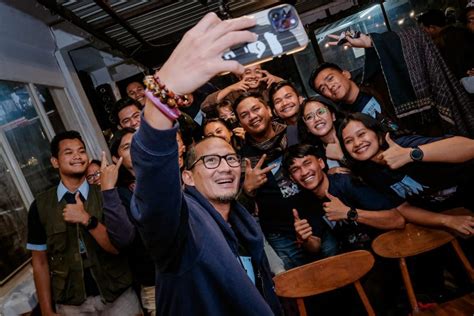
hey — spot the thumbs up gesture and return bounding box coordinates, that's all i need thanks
[323,191,349,221]
[63,192,90,225]
[377,133,411,169]
[293,208,313,244]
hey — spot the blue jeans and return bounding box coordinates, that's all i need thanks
[265,232,309,270]
[320,228,339,258]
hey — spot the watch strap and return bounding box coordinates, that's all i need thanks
[85,216,99,230]
[347,207,358,221]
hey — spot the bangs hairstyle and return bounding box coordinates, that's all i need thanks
[109,127,136,157]
[50,130,85,158]
[282,143,323,176]
[309,62,343,93]
[337,112,390,164]
[268,80,300,109]
[297,96,343,146]
[232,92,268,115]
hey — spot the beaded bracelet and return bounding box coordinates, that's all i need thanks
[143,75,191,108]
[144,90,181,120]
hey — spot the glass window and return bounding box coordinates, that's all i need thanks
[313,4,388,77]
[0,147,29,285]
[0,80,59,198]
[34,85,66,134]
[293,42,320,97]
[383,0,418,32]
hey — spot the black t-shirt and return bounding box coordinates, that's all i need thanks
[27,200,47,248]
[326,173,401,251]
[247,154,324,237]
[354,135,474,210]
[260,161,324,237]
[340,91,399,131]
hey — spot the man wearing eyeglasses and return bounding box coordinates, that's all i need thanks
[131,105,281,315]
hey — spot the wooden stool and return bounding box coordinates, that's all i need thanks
[372,220,474,315]
[273,250,376,316]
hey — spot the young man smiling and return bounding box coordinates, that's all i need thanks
[200,64,283,114]
[310,62,400,132]
[269,80,304,126]
[112,98,142,130]
[27,131,138,315]
[234,92,328,267]
[282,143,405,252]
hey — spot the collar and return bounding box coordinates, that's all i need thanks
[57,180,89,202]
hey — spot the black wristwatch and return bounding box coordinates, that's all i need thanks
[85,216,99,230]
[347,207,358,221]
[409,146,424,162]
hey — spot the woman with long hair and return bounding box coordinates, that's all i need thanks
[297,96,346,168]
[337,112,474,235]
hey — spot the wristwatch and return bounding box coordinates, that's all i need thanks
[409,146,424,162]
[347,207,358,221]
[85,216,99,230]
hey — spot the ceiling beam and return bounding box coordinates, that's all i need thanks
[93,0,153,50]
[94,1,175,30]
[37,0,133,58]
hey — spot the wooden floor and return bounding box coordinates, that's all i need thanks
[417,292,474,315]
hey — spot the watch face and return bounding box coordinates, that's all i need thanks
[347,208,358,221]
[410,148,424,161]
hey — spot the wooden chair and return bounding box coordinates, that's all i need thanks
[273,250,376,316]
[372,218,474,315]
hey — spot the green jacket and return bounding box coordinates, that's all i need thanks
[36,184,132,305]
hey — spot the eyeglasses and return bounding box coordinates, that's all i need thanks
[303,108,328,122]
[86,171,101,181]
[188,154,241,170]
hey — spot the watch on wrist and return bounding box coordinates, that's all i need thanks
[409,146,424,162]
[85,216,98,230]
[347,207,358,221]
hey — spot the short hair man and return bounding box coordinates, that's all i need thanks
[234,92,329,267]
[112,97,142,130]
[27,131,139,315]
[126,81,146,106]
[282,143,405,252]
[130,88,281,314]
[200,64,283,114]
[86,159,101,185]
[269,80,304,126]
[417,9,447,38]
[310,62,399,131]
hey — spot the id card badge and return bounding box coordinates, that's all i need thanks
[323,216,337,229]
[239,256,256,285]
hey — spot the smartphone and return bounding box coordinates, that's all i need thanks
[222,4,308,67]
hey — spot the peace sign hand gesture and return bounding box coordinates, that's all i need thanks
[242,154,276,196]
[100,151,123,191]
